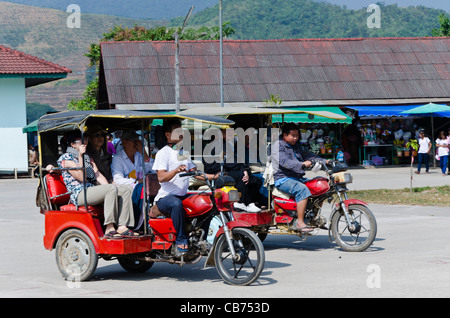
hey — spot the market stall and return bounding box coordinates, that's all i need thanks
[346,105,450,166]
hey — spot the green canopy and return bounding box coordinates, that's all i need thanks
[22,119,38,133]
[272,106,352,124]
[400,102,450,115]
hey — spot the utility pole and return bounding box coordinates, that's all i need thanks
[219,0,224,107]
[175,6,195,113]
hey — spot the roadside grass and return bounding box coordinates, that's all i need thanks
[348,185,450,207]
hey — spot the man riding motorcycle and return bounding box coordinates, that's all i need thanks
[272,123,329,234]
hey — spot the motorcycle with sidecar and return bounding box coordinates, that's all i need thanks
[233,160,377,252]
[36,110,265,286]
[178,106,377,252]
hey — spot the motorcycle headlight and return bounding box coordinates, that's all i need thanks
[333,172,352,184]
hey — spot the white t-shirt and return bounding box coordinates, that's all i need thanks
[152,146,195,202]
[418,137,431,154]
[436,138,449,157]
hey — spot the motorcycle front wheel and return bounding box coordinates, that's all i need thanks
[214,227,265,286]
[331,204,377,252]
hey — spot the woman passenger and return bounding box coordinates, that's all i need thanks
[57,130,138,238]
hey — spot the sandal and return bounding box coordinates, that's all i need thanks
[173,244,189,257]
[104,230,122,239]
[298,226,314,234]
[290,219,314,233]
[119,229,140,238]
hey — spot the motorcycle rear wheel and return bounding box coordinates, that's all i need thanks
[214,227,265,286]
[331,204,377,252]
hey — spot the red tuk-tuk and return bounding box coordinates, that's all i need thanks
[36,110,265,286]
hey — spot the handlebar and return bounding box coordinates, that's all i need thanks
[179,171,197,178]
[302,159,348,175]
[178,170,235,191]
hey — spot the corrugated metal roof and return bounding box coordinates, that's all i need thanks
[98,37,450,108]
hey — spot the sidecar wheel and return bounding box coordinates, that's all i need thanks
[214,227,265,286]
[118,258,154,273]
[55,229,98,282]
[331,204,377,252]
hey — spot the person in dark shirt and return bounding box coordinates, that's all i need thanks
[272,123,328,233]
[203,129,262,212]
[86,125,113,183]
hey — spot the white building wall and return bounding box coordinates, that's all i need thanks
[0,78,28,171]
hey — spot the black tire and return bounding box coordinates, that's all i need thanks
[214,227,265,286]
[118,258,154,273]
[256,232,268,242]
[55,229,98,282]
[331,204,377,252]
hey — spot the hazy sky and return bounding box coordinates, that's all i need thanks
[323,0,450,11]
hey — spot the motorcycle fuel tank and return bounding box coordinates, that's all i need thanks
[182,194,213,217]
[305,177,330,196]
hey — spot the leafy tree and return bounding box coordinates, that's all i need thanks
[67,77,99,111]
[432,14,450,37]
[85,23,235,67]
[183,0,444,40]
[26,102,56,123]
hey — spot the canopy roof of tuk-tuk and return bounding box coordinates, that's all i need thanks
[37,109,235,133]
[178,106,348,121]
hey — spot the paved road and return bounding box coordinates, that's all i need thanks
[0,167,449,299]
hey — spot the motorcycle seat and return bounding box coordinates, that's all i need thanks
[44,173,103,216]
[44,173,71,208]
[272,187,291,200]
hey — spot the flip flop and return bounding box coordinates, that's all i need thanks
[118,229,140,238]
[173,244,189,257]
[290,219,314,233]
[298,226,314,234]
[104,230,122,239]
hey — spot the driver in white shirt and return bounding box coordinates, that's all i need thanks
[152,118,216,256]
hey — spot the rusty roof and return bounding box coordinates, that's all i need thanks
[98,37,450,109]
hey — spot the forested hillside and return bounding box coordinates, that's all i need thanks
[0,0,217,19]
[0,2,157,110]
[179,0,445,39]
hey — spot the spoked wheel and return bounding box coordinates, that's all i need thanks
[55,229,98,282]
[331,204,377,252]
[214,227,265,286]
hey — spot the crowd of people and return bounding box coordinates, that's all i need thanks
[415,127,450,176]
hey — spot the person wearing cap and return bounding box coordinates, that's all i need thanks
[86,125,113,183]
[111,129,156,230]
[57,130,138,238]
[111,129,155,187]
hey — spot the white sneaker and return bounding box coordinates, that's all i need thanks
[246,203,261,213]
[233,202,247,211]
